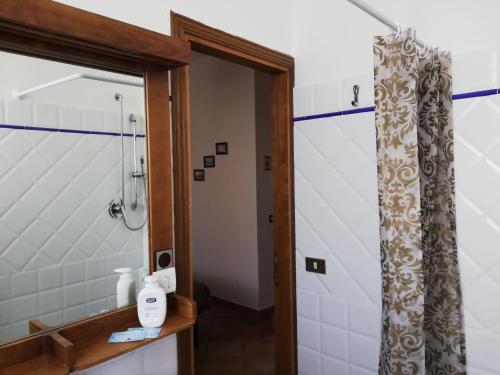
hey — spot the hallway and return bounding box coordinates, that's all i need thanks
[195,299,275,375]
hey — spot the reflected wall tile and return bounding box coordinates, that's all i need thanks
[454,46,497,93]
[11,271,37,297]
[5,100,33,126]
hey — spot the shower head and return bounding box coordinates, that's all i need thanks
[114,93,122,101]
[129,114,137,123]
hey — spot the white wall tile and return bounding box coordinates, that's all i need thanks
[59,107,83,131]
[83,109,104,132]
[97,349,142,375]
[349,302,379,338]
[10,319,29,338]
[11,294,37,322]
[320,296,347,329]
[23,219,55,249]
[322,356,347,375]
[349,365,375,375]
[0,276,10,300]
[348,333,378,371]
[0,325,11,344]
[64,304,86,322]
[64,283,86,307]
[34,103,59,129]
[294,85,315,117]
[39,265,63,291]
[87,258,107,280]
[0,132,33,164]
[87,298,108,316]
[297,289,319,320]
[87,278,107,301]
[0,99,4,123]
[6,100,33,126]
[11,271,37,297]
[454,46,497,93]
[104,112,120,133]
[320,325,347,360]
[314,81,342,114]
[39,311,63,327]
[64,261,86,285]
[3,238,37,271]
[39,288,63,315]
[298,317,320,351]
[0,301,11,325]
[142,336,178,375]
[298,346,321,375]
[41,234,72,263]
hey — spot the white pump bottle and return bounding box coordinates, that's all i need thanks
[137,275,167,328]
[114,268,136,308]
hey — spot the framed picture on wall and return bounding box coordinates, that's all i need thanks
[264,155,272,170]
[193,169,205,181]
[203,155,215,168]
[216,142,228,155]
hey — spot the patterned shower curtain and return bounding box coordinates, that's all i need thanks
[373,29,466,374]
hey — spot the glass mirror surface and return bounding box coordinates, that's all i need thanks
[0,51,148,344]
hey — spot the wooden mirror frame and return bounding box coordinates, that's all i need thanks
[0,1,192,372]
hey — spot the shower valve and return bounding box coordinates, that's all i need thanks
[108,199,124,218]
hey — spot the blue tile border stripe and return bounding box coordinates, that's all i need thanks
[294,88,500,123]
[451,88,497,100]
[0,123,145,137]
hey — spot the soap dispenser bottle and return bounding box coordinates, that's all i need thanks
[137,275,167,328]
[114,268,136,308]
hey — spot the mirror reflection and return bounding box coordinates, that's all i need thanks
[0,51,148,344]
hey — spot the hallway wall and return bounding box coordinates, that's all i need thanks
[190,55,273,311]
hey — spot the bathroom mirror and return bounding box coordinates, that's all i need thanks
[0,51,149,344]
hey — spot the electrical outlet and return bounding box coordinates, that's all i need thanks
[153,267,176,294]
[155,249,174,270]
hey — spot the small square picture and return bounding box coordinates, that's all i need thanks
[264,155,272,171]
[193,169,205,181]
[216,142,228,155]
[204,155,215,168]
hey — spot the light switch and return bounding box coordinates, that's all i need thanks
[305,257,326,274]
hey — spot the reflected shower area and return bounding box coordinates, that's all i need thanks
[0,51,149,344]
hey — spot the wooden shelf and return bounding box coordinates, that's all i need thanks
[0,354,68,375]
[0,295,196,374]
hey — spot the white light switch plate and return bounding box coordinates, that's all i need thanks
[153,268,176,294]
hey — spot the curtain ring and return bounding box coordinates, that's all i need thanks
[395,23,402,38]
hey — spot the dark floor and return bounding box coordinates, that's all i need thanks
[195,298,275,375]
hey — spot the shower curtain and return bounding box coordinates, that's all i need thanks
[373,29,466,374]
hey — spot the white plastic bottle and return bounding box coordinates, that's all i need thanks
[137,275,167,328]
[115,268,136,308]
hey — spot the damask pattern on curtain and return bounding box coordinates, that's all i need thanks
[373,29,466,374]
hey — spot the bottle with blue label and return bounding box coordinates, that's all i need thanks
[137,275,167,328]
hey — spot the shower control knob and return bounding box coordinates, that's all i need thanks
[108,199,124,218]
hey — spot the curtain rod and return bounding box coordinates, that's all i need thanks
[346,0,425,48]
[12,73,143,99]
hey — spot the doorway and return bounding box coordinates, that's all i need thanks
[190,53,274,373]
[171,13,296,375]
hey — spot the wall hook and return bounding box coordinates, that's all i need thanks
[351,84,360,107]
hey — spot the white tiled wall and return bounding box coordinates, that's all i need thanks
[71,335,177,375]
[294,86,381,374]
[294,46,500,374]
[0,99,147,343]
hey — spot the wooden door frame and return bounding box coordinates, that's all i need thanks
[171,13,297,375]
